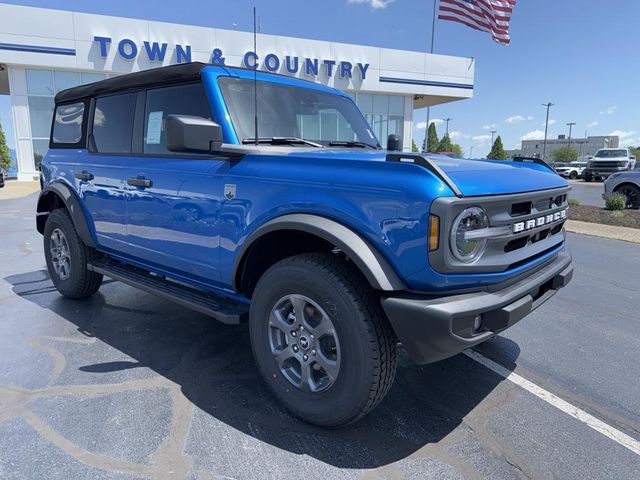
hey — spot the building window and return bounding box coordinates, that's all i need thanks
[356,93,405,143]
[25,68,110,171]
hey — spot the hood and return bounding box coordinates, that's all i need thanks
[289,149,568,196]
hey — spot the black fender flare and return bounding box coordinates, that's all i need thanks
[36,182,96,248]
[233,214,407,292]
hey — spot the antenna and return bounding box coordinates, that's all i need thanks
[253,6,258,146]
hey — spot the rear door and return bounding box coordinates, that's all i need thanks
[124,82,227,286]
[76,93,136,253]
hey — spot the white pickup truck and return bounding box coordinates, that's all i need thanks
[583,148,637,182]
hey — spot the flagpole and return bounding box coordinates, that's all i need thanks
[424,0,438,151]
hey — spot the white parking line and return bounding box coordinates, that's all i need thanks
[464,349,640,456]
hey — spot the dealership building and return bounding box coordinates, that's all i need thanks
[0,3,475,180]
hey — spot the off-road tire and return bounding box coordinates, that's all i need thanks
[43,208,103,298]
[249,253,397,427]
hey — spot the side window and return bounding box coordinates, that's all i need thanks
[92,93,136,154]
[143,83,211,155]
[51,101,86,146]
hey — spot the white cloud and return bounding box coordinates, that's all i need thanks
[608,130,636,139]
[483,124,497,130]
[347,0,394,8]
[587,121,598,129]
[414,121,427,130]
[541,119,556,127]
[520,130,546,141]
[620,137,639,147]
[472,134,492,146]
[449,131,469,141]
[599,106,618,115]
[505,115,533,125]
[431,118,445,126]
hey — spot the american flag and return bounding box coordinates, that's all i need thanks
[438,0,516,46]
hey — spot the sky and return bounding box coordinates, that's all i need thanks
[0,0,638,156]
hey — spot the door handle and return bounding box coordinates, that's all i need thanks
[127,177,152,188]
[74,171,94,181]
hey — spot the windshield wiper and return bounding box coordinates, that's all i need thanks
[328,140,379,149]
[242,137,324,148]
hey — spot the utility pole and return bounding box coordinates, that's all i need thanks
[566,122,576,151]
[424,0,438,151]
[469,146,474,158]
[491,130,497,145]
[445,118,452,136]
[542,102,554,162]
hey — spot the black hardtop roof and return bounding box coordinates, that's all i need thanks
[55,62,208,104]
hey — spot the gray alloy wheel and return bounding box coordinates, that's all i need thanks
[616,185,640,209]
[268,294,340,393]
[49,228,72,280]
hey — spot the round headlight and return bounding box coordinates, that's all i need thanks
[450,207,489,263]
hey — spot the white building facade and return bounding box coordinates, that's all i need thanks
[0,4,475,180]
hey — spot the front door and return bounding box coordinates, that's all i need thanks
[124,83,226,286]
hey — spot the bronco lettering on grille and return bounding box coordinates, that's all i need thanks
[513,209,567,234]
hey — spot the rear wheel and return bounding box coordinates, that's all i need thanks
[249,253,397,427]
[569,171,578,180]
[615,184,640,209]
[44,209,103,298]
[584,173,593,182]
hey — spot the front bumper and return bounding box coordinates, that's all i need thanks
[381,250,573,364]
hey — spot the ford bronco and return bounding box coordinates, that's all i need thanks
[37,63,573,427]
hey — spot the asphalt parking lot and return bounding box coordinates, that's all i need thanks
[1,192,639,479]
[568,179,605,207]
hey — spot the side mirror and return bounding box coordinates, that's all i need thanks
[165,115,223,154]
[630,156,636,161]
[387,134,401,151]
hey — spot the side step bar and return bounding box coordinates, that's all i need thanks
[87,260,249,325]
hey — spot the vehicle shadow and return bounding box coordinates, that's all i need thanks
[5,270,521,469]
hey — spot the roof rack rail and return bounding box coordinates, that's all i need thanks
[386,153,463,197]
[513,156,555,173]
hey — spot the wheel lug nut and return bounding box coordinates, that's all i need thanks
[303,354,308,361]
[312,350,316,355]
[292,345,299,352]
[291,331,297,337]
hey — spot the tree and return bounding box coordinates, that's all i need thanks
[487,135,508,160]
[450,143,465,157]
[629,146,640,159]
[552,146,579,163]
[425,122,439,152]
[437,133,453,153]
[411,139,419,152]
[0,121,11,173]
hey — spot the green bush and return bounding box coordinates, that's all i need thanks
[568,199,581,207]
[606,193,627,211]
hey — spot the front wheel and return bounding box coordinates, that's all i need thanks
[249,253,397,427]
[569,171,578,180]
[615,184,640,209]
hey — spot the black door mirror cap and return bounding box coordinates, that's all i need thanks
[165,114,223,154]
[387,134,401,152]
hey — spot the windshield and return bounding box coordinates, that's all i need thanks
[595,149,627,158]
[219,77,379,148]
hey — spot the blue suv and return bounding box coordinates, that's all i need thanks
[37,63,573,426]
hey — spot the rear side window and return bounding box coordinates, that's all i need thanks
[143,83,211,155]
[51,101,86,146]
[92,93,137,154]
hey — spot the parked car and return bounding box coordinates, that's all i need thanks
[36,63,573,427]
[555,162,587,180]
[583,148,637,182]
[603,171,640,209]
[0,169,4,188]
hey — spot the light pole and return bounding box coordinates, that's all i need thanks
[444,118,452,136]
[491,130,497,145]
[542,102,554,162]
[566,122,576,151]
[469,146,474,158]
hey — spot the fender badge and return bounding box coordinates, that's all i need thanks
[224,184,236,200]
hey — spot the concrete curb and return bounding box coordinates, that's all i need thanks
[566,220,640,244]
